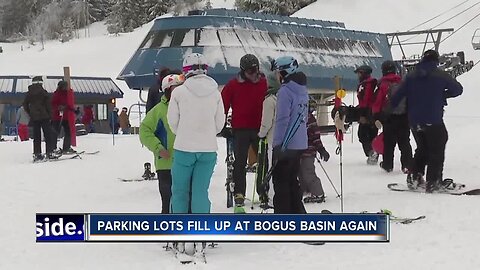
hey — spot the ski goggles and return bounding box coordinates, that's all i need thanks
[182,64,209,74]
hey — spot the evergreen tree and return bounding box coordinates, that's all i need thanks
[235,0,315,16]
[60,17,75,42]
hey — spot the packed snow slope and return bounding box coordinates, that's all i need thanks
[1,66,479,269]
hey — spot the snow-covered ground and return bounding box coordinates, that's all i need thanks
[1,66,479,269]
[2,0,480,268]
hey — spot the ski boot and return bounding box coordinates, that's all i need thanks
[407,172,425,190]
[33,154,45,163]
[440,179,464,191]
[46,152,61,160]
[142,162,156,180]
[379,162,393,173]
[303,194,326,204]
[426,179,442,193]
[62,147,77,155]
[367,151,379,165]
[193,242,207,264]
[234,194,246,213]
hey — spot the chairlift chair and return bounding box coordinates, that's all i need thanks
[472,28,480,50]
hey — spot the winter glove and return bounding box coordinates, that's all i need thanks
[318,147,330,162]
[375,120,383,130]
[219,126,233,138]
[358,116,368,124]
[334,111,347,133]
[159,149,170,159]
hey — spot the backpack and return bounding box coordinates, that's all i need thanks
[382,81,406,115]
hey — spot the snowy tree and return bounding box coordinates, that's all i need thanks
[144,0,173,22]
[171,0,202,15]
[60,17,75,42]
[205,0,212,10]
[87,0,113,22]
[107,0,143,33]
[235,0,316,16]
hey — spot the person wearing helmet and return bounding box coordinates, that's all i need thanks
[221,54,268,210]
[140,74,185,214]
[372,60,413,174]
[51,80,76,154]
[167,53,224,259]
[270,56,308,214]
[146,68,183,113]
[391,50,463,193]
[23,76,56,161]
[354,64,379,165]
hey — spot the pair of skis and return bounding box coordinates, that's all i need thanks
[33,150,100,163]
[388,181,480,196]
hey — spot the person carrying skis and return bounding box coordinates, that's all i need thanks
[270,56,308,214]
[140,74,185,214]
[16,105,30,141]
[299,99,330,203]
[167,53,224,261]
[51,80,76,154]
[256,73,281,207]
[221,54,267,210]
[372,60,413,173]
[22,76,57,161]
[392,50,463,192]
[354,65,379,165]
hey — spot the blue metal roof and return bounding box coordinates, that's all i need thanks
[118,9,392,92]
[0,76,124,99]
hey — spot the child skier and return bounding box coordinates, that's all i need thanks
[299,99,330,203]
[139,74,185,214]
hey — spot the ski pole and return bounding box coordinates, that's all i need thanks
[315,156,341,198]
[251,176,256,210]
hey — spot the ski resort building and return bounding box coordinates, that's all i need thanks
[0,75,123,135]
[118,9,392,124]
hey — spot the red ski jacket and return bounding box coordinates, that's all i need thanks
[372,73,402,114]
[51,88,74,121]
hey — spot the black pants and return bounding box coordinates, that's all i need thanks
[358,123,378,156]
[411,124,448,184]
[272,151,306,214]
[233,129,259,196]
[52,120,71,150]
[32,120,54,155]
[157,170,172,214]
[382,114,413,170]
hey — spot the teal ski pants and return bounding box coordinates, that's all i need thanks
[171,150,217,214]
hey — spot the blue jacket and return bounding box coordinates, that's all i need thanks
[392,60,463,126]
[273,72,308,150]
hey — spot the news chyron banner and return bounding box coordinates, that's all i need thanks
[36,214,390,242]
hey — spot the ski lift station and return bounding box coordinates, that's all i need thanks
[118,8,393,99]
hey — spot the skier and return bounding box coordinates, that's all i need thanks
[167,53,225,262]
[22,76,57,161]
[391,50,463,192]
[256,73,281,205]
[140,74,185,214]
[372,60,413,173]
[354,65,379,165]
[119,107,130,134]
[221,54,267,210]
[270,56,308,214]
[299,99,330,203]
[16,105,30,141]
[51,80,76,154]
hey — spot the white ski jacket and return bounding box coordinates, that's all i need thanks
[167,74,225,152]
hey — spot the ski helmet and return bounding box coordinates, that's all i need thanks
[270,56,299,76]
[240,54,260,72]
[381,60,397,75]
[183,53,208,77]
[162,74,185,91]
[354,65,373,74]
